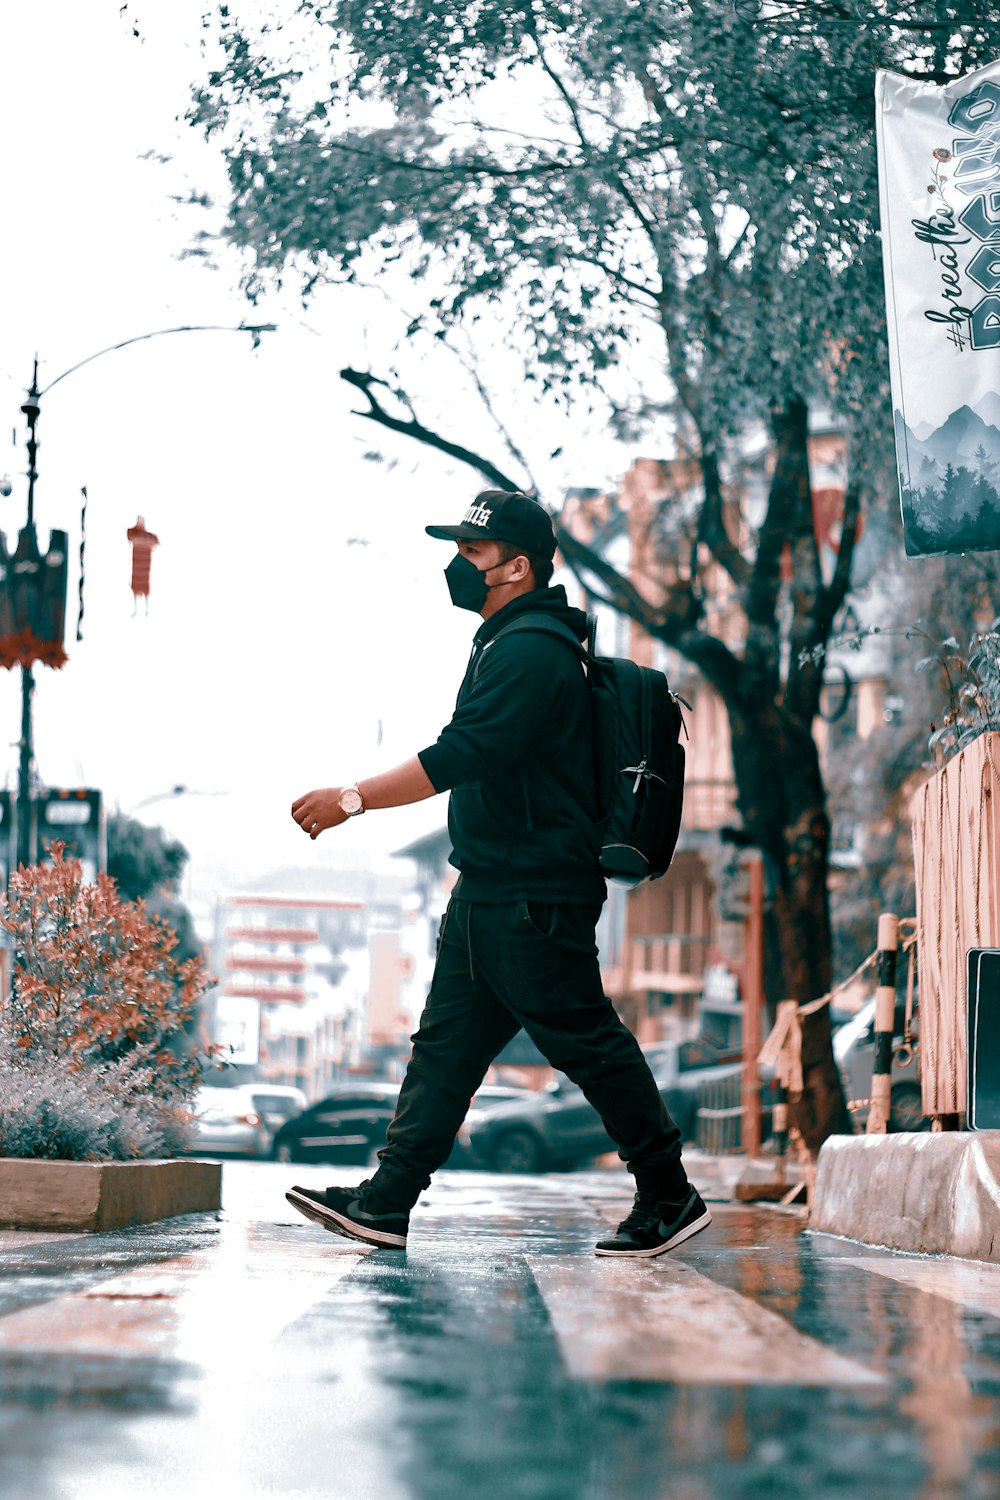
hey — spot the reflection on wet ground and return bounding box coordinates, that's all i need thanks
[0,1162,998,1499]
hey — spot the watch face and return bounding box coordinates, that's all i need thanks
[340,787,364,815]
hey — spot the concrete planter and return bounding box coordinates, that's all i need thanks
[0,1157,222,1232]
[811,1132,1000,1261]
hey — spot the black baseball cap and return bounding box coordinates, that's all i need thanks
[425,490,557,560]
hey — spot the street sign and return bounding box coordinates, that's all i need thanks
[703,963,739,1005]
[34,788,105,884]
[967,948,1000,1129]
[215,995,261,1066]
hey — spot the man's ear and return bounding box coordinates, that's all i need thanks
[509,553,532,583]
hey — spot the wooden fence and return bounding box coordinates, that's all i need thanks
[910,731,1000,1118]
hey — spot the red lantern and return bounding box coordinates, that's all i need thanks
[127,517,159,613]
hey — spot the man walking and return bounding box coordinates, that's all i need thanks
[287,490,710,1258]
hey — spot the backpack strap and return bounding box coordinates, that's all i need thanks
[471,613,592,685]
[471,612,600,834]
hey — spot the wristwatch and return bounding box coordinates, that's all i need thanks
[338,783,366,817]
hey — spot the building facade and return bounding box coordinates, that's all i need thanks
[208,866,425,1098]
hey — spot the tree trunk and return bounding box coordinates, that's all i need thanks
[728,703,853,1151]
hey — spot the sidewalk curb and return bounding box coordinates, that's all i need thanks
[811,1132,1000,1261]
[0,1157,222,1231]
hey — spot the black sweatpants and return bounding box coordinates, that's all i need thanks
[369,896,687,1211]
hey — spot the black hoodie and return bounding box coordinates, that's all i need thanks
[417,586,605,905]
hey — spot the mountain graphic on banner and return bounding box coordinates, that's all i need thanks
[897,404,1000,479]
[896,401,1000,557]
[974,391,1000,431]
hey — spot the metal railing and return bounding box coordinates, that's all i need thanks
[681,779,739,831]
[630,932,710,992]
[695,1071,774,1155]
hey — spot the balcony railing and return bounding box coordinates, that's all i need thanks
[629,933,712,994]
[681,779,738,832]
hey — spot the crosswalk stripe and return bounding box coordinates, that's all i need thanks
[0,1224,370,1361]
[527,1256,885,1386]
[840,1256,1000,1318]
[0,1230,89,1250]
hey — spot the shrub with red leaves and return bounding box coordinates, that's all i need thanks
[0,844,216,1160]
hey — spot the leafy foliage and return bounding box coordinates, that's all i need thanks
[0,1043,191,1161]
[188,0,1000,749]
[107,810,201,969]
[919,628,1000,759]
[0,845,214,1161]
[823,550,1000,974]
[192,2,999,439]
[106,811,188,904]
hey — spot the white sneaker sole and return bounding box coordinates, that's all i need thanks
[594,1207,713,1258]
[285,1189,407,1248]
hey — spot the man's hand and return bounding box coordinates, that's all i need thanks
[291,758,437,839]
[291,788,348,840]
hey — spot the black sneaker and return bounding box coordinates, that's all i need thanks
[285,1182,409,1248]
[594,1186,711,1258]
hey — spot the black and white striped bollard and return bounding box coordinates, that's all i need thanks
[866,912,899,1135]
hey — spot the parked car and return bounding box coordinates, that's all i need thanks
[190,1083,273,1159]
[272,1080,535,1167]
[447,1083,535,1167]
[463,1041,742,1173]
[248,1085,308,1147]
[833,997,928,1131]
[271,1082,401,1165]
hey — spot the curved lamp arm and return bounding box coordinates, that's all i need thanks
[38,322,277,397]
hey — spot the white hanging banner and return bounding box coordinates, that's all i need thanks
[876,59,1000,557]
[214,995,261,1066]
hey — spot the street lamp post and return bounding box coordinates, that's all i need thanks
[9,322,275,869]
[16,366,43,870]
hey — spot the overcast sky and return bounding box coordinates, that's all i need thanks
[0,1,641,923]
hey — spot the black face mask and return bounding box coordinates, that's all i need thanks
[444,553,507,612]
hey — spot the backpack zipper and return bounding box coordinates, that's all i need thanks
[624,670,660,794]
[623,758,667,793]
[671,691,692,738]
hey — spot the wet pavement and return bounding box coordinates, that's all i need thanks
[0,1161,999,1500]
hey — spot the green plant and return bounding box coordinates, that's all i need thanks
[0,844,216,1161]
[916,624,1000,761]
[0,1044,192,1161]
[801,617,1000,763]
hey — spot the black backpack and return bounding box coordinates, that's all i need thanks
[482,614,688,886]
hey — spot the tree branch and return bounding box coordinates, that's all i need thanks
[554,525,679,632]
[321,135,584,180]
[697,449,752,591]
[744,396,814,701]
[555,525,746,701]
[524,11,660,243]
[781,473,864,723]
[527,16,593,155]
[440,337,541,495]
[669,626,747,705]
[823,478,862,621]
[563,251,660,305]
[340,368,526,491]
[339,362,747,700]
